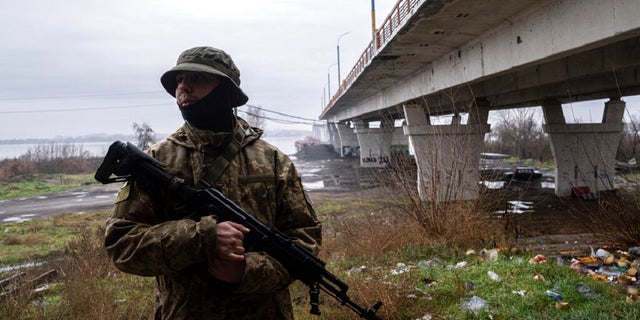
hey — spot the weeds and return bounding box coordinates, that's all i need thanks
[0,212,154,320]
[0,143,102,182]
[361,155,513,250]
[0,173,97,200]
[571,186,640,247]
[1,152,639,319]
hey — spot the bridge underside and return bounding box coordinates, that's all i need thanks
[320,0,640,201]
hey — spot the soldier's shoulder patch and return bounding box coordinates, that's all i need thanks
[115,182,131,203]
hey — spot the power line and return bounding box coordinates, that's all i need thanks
[0,103,166,114]
[0,90,164,101]
[242,104,321,123]
[238,110,319,126]
[0,99,331,127]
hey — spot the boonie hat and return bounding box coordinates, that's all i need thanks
[161,46,249,107]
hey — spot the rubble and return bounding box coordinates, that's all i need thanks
[565,245,640,304]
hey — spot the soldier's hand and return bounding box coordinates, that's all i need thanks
[210,221,249,283]
[215,221,249,262]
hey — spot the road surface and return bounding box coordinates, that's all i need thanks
[0,184,121,223]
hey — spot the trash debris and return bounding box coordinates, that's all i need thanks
[418,258,444,269]
[419,278,436,287]
[413,286,433,300]
[487,271,501,281]
[627,287,640,304]
[529,254,547,264]
[555,301,570,309]
[454,261,468,269]
[575,282,599,299]
[595,248,610,259]
[628,246,640,257]
[391,262,410,275]
[617,274,636,285]
[460,295,488,314]
[347,265,366,276]
[533,272,545,281]
[617,257,631,268]
[604,254,616,265]
[546,290,563,301]
[512,289,526,297]
[464,281,476,291]
[415,314,432,320]
[568,246,640,305]
[481,248,499,262]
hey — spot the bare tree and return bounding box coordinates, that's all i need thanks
[243,105,267,129]
[618,114,640,162]
[490,107,549,161]
[132,122,156,150]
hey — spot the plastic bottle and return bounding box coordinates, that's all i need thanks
[546,290,563,301]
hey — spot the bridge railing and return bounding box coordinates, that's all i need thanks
[322,0,423,117]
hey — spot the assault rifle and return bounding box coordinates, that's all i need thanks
[95,141,383,320]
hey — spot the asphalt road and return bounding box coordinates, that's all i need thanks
[0,184,121,223]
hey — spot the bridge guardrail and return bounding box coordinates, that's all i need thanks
[322,0,423,117]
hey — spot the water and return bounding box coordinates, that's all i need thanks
[0,135,303,160]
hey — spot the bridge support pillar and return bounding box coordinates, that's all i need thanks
[542,98,625,197]
[354,119,394,167]
[332,122,360,157]
[327,122,340,154]
[403,103,490,201]
[391,123,410,156]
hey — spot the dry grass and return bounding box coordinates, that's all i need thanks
[353,157,513,250]
[0,219,154,320]
[4,169,638,319]
[571,187,640,247]
[2,233,50,246]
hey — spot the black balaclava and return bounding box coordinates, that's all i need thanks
[178,81,235,132]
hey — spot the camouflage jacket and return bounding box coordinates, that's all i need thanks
[105,118,321,320]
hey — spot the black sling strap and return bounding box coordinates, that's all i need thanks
[199,124,251,187]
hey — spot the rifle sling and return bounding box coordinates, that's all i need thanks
[199,124,249,187]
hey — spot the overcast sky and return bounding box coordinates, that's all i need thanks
[1,0,638,140]
[0,0,400,139]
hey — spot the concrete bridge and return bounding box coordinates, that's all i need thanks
[319,0,640,201]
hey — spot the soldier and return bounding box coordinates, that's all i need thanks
[104,46,322,319]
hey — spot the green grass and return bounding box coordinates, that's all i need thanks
[1,211,638,319]
[291,249,637,319]
[0,173,98,199]
[0,211,106,265]
[1,189,638,319]
[506,157,555,169]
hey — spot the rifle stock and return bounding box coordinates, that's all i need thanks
[96,141,383,320]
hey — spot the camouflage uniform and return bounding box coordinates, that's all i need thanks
[105,118,322,319]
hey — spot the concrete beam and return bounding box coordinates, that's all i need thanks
[542,98,625,197]
[354,120,394,167]
[333,122,359,158]
[403,103,490,201]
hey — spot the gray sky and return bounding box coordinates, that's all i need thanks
[1,0,398,139]
[1,0,638,140]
